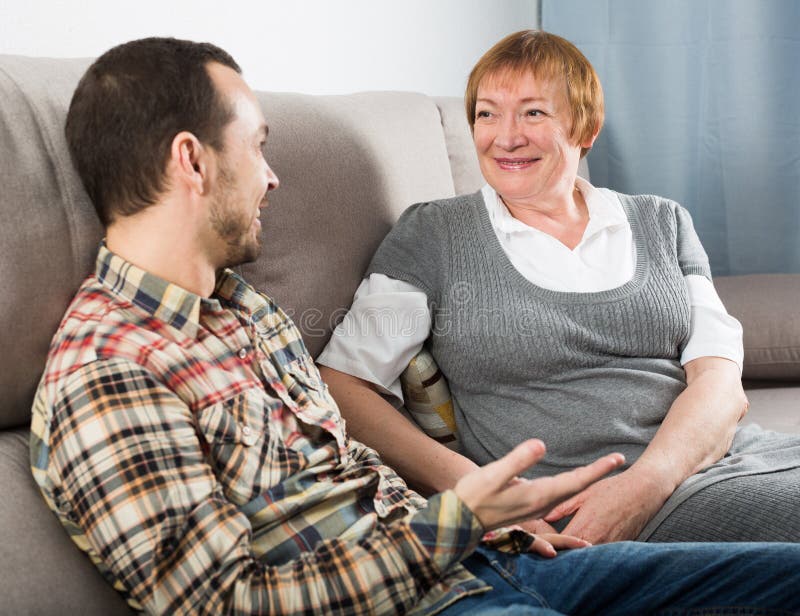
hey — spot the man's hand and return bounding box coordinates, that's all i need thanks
[454,439,625,532]
[516,518,592,558]
[544,467,670,544]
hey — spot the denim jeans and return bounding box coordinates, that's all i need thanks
[438,542,800,615]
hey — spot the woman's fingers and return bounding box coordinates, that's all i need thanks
[523,453,625,518]
[544,495,580,522]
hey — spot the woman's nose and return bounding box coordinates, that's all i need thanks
[494,116,527,150]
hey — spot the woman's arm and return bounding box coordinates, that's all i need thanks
[317,273,478,495]
[319,366,479,495]
[631,355,748,487]
[546,356,748,543]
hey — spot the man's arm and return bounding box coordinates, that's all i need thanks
[47,360,472,615]
[546,356,747,543]
[320,366,478,495]
[49,359,622,614]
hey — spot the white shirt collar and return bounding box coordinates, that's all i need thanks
[481,177,628,240]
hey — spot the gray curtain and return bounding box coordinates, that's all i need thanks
[542,0,800,275]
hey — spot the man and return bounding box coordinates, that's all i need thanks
[30,37,800,615]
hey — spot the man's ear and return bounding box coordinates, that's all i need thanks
[170,131,209,196]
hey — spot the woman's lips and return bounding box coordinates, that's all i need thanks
[494,157,539,170]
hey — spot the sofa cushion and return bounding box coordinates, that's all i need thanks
[239,91,458,358]
[0,56,102,430]
[741,387,800,434]
[0,429,133,614]
[400,348,459,450]
[434,96,484,196]
[715,274,800,380]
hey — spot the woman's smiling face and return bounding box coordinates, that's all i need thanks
[473,70,595,207]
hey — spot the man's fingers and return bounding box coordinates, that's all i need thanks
[537,533,591,550]
[529,535,557,558]
[528,532,591,557]
[564,453,625,493]
[486,439,547,487]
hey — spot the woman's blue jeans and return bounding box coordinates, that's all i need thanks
[439,542,800,615]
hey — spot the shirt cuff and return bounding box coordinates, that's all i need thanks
[407,490,484,574]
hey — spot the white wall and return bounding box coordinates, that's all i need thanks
[0,0,538,96]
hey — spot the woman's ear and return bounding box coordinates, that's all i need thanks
[582,122,601,151]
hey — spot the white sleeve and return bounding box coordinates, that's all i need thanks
[316,273,431,402]
[680,274,744,373]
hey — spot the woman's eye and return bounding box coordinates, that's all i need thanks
[476,110,492,119]
[526,109,543,117]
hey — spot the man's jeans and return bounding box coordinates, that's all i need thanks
[439,542,800,615]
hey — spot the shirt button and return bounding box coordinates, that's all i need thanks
[240,424,257,446]
[238,348,248,359]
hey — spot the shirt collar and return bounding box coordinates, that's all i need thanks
[575,176,628,239]
[95,243,219,332]
[213,268,263,317]
[481,178,628,237]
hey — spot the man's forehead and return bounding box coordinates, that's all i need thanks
[207,61,267,129]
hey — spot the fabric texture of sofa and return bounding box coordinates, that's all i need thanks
[1,54,798,615]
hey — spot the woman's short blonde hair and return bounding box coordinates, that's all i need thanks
[465,30,604,158]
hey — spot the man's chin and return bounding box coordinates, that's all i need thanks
[223,240,262,269]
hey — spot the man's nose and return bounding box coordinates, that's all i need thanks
[266,163,279,191]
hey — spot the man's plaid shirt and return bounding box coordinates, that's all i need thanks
[30,245,498,615]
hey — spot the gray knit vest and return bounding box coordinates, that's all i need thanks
[367,190,711,478]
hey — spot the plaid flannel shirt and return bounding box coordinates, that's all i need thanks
[30,245,509,615]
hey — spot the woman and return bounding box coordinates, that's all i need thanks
[318,30,800,548]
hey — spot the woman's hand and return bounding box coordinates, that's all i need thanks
[454,439,625,532]
[544,357,747,545]
[544,466,670,544]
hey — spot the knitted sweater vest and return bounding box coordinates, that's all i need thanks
[367,190,711,478]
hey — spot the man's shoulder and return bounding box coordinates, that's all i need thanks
[43,276,167,386]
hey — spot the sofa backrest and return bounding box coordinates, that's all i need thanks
[0,54,488,430]
[1,56,102,430]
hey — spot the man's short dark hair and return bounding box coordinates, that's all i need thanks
[65,37,242,225]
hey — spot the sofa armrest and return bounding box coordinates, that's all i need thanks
[715,274,800,382]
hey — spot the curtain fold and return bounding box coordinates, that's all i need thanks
[542,0,800,275]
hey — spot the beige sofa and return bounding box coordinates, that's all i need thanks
[1,54,798,615]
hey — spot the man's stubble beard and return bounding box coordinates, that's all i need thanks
[209,162,262,268]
